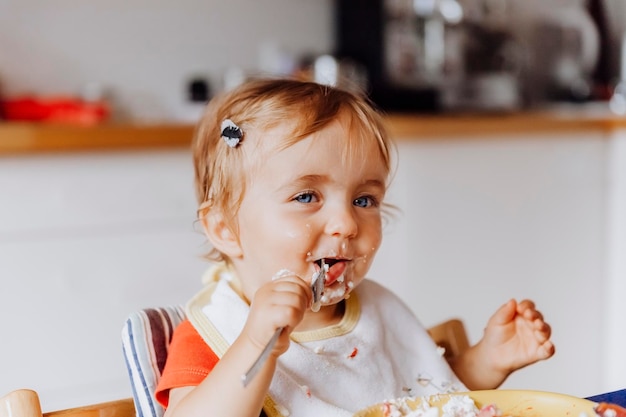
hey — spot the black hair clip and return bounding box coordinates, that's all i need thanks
[221,119,243,148]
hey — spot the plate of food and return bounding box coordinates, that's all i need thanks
[353,389,605,417]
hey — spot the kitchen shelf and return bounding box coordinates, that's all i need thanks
[1,110,625,155]
[0,122,195,155]
[384,112,612,138]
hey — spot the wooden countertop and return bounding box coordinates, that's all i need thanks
[1,109,625,155]
[385,112,609,138]
[0,123,194,155]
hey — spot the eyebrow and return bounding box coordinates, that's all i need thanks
[360,178,386,189]
[289,175,386,190]
[294,174,325,182]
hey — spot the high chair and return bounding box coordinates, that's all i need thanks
[0,389,134,417]
[426,318,470,359]
[121,305,469,417]
[0,389,41,417]
[121,306,186,417]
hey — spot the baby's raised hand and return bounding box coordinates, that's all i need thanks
[242,273,311,357]
[482,299,555,374]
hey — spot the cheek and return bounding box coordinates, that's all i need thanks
[241,214,314,254]
[357,222,383,267]
[371,224,383,247]
[365,219,383,250]
[283,221,313,240]
[279,221,318,260]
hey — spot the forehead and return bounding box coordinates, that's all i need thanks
[246,112,390,175]
[242,121,388,199]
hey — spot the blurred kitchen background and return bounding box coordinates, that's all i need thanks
[1,0,626,120]
[1,0,626,412]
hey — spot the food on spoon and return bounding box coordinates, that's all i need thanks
[310,260,328,312]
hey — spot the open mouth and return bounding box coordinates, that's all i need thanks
[315,258,342,269]
[314,258,348,285]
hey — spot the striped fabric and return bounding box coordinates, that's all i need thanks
[122,306,186,417]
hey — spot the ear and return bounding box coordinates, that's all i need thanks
[201,211,243,259]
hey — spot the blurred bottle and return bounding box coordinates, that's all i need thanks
[294,54,369,95]
[441,0,523,111]
[384,0,464,89]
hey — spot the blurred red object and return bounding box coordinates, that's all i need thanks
[595,402,626,417]
[0,96,110,125]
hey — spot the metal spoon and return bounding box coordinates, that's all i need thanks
[310,260,328,312]
[241,261,327,387]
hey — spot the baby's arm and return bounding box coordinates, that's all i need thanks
[164,274,311,417]
[449,299,555,390]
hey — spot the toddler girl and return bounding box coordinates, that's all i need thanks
[155,78,554,417]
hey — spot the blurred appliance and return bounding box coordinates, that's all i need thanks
[336,0,601,112]
[439,20,523,112]
[501,0,600,104]
[336,0,464,112]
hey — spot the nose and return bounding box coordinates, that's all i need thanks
[323,203,358,238]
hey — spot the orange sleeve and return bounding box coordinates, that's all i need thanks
[155,320,219,408]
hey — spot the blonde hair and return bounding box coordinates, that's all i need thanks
[193,77,394,261]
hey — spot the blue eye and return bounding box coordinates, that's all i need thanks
[294,192,317,204]
[353,196,376,208]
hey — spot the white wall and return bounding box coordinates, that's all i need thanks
[0,0,333,122]
[604,130,626,391]
[0,150,207,410]
[370,131,610,398]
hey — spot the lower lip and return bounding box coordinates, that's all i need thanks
[320,278,354,304]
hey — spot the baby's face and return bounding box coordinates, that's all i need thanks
[231,116,388,306]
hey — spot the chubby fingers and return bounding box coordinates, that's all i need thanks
[517,299,542,319]
[517,299,549,329]
[489,298,518,326]
[532,321,553,359]
[537,338,556,359]
[268,274,312,316]
[249,274,311,328]
[534,329,556,360]
[516,299,556,358]
[243,275,309,354]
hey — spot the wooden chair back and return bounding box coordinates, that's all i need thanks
[43,398,135,417]
[0,389,134,417]
[427,318,470,360]
[0,389,42,417]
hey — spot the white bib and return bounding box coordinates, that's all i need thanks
[186,266,465,417]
